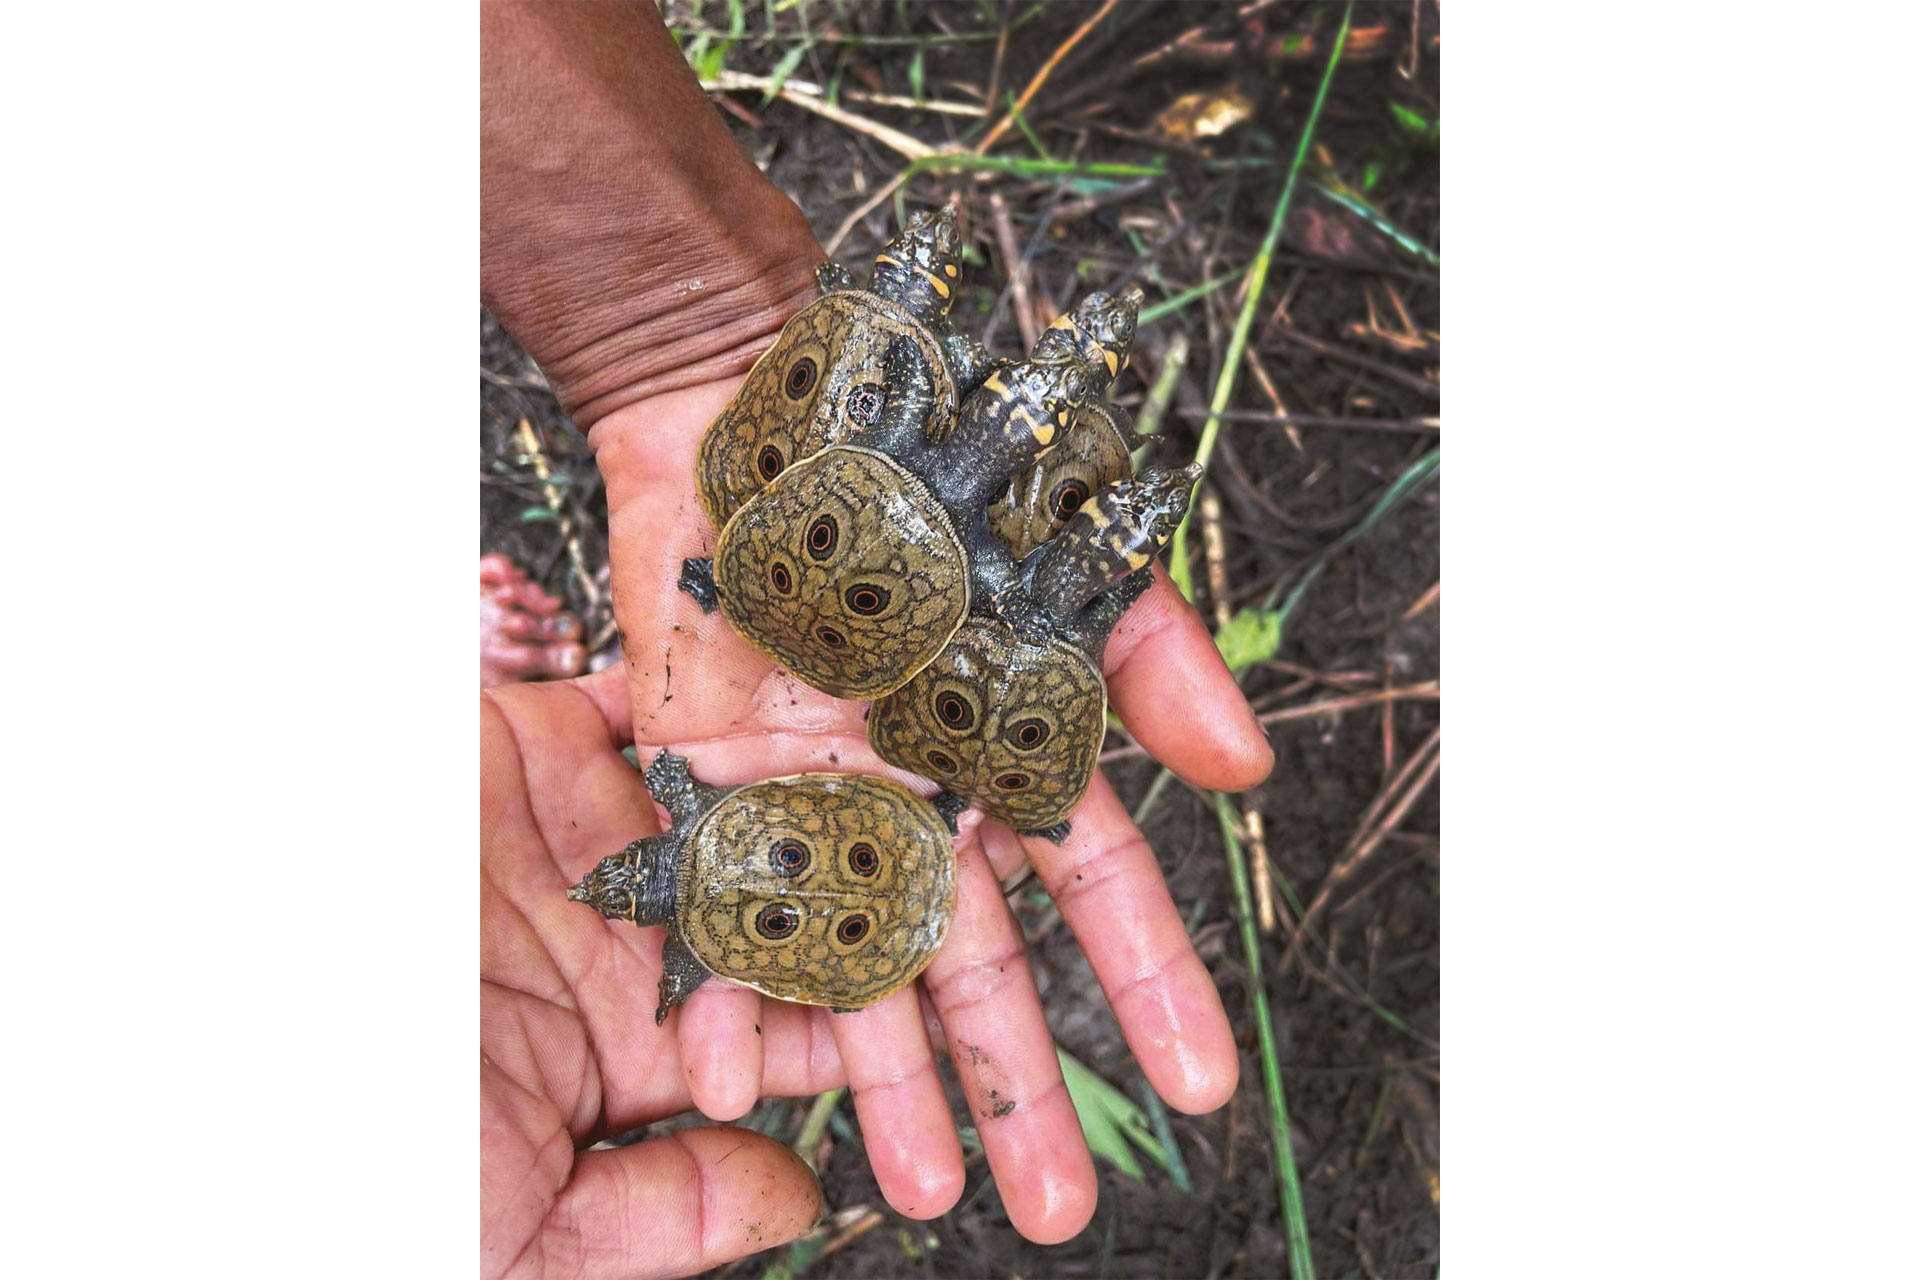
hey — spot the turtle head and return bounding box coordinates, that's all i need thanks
[1116,462,1201,548]
[1026,463,1201,621]
[567,837,677,926]
[1018,354,1094,433]
[872,200,963,322]
[1032,286,1144,393]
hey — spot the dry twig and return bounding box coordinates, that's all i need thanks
[975,0,1120,154]
[1282,726,1440,971]
[702,70,935,161]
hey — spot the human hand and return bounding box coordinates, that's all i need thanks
[579,373,1272,1243]
[482,0,1275,1245]
[482,667,836,1278]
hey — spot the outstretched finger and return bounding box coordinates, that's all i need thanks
[1017,773,1239,1114]
[826,985,966,1221]
[543,1126,822,1280]
[1104,567,1273,791]
[921,839,1098,1244]
[675,981,766,1122]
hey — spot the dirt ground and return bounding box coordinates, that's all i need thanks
[483,3,1438,1276]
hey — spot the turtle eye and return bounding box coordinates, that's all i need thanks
[994,772,1032,792]
[1049,479,1089,519]
[769,839,811,877]
[848,842,880,877]
[784,357,818,399]
[755,903,800,939]
[847,383,886,428]
[1008,718,1051,750]
[836,913,872,946]
[768,562,794,594]
[926,750,958,774]
[935,691,975,730]
[757,445,785,481]
[806,514,839,560]
[845,583,890,616]
[1113,310,1135,339]
[1064,368,1088,399]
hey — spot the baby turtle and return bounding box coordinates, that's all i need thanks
[869,463,1200,839]
[681,289,1142,701]
[694,202,991,531]
[567,752,959,1022]
[988,289,1148,560]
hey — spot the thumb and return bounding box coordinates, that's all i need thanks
[539,1127,823,1280]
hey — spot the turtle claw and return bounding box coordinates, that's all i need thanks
[678,557,719,613]
[816,260,858,294]
[931,790,968,834]
[1020,821,1071,845]
[655,932,710,1024]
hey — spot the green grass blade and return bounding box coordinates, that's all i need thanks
[1214,791,1315,1280]
[1304,174,1439,268]
[1137,1072,1194,1194]
[760,42,810,104]
[1057,1046,1170,1181]
[792,1086,845,1169]
[1168,0,1355,599]
[1138,265,1248,326]
[1264,449,1439,624]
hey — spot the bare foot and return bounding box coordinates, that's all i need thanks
[480,553,585,686]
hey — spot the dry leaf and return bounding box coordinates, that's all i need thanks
[1151,84,1254,143]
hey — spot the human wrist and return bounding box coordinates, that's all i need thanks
[481,0,824,426]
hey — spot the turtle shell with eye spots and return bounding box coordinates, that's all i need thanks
[682,288,1140,701]
[711,446,972,699]
[868,622,1107,831]
[694,203,992,531]
[868,464,1200,839]
[568,752,958,1023]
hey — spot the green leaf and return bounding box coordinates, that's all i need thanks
[908,45,926,102]
[687,26,734,84]
[1390,100,1436,139]
[518,506,558,524]
[1362,158,1383,191]
[761,43,808,103]
[1057,1047,1170,1181]
[1214,607,1284,672]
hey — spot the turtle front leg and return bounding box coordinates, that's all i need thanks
[678,557,719,613]
[930,790,969,835]
[816,261,858,294]
[654,931,712,1025]
[643,750,725,826]
[865,333,936,450]
[1103,401,1157,455]
[945,331,994,396]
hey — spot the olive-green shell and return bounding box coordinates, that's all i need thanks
[987,400,1136,561]
[695,292,958,530]
[712,446,971,699]
[869,620,1106,830]
[677,773,954,1009]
